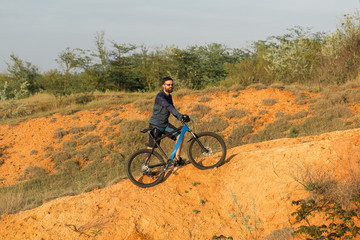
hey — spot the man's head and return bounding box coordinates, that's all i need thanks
[162,76,173,95]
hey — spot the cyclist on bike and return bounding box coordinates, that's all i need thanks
[147,76,189,166]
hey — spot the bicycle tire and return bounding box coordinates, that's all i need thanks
[126,149,166,188]
[188,132,227,170]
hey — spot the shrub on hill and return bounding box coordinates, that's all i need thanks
[201,114,229,133]
[224,108,247,119]
[291,163,360,239]
[192,103,211,115]
[249,119,293,143]
[227,123,254,148]
[295,115,347,137]
[17,166,47,181]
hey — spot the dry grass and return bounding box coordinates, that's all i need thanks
[249,119,292,143]
[295,115,347,137]
[264,227,294,240]
[290,110,308,120]
[262,98,277,106]
[227,123,254,148]
[57,160,80,174]
[192,103,211,115]
[204,114,229,132]
[224,108,247,119]
[346,89,360,102]
[17,166,47,181]
[63,141,77,152]
[269,82,285,90]
[78,134,101,145]
[291,160,360,209]
[198,96,212,102]
[134,99,153,112]
[0,91,156,125]
[246,83,267,90]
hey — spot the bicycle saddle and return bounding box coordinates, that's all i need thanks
[140,127,154,133]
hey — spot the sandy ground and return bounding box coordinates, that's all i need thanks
[1,88,360,239]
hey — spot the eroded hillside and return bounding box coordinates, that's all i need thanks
[1,87,360,239]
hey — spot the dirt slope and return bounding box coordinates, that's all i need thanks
[0,88,315,187]
[1,128,360,239]
[1,88,360,239]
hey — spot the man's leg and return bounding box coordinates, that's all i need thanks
[146,128,161,160]
[175,134,184,161]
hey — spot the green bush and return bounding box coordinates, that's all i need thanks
[75,94,95,105]
[291,168,360,239]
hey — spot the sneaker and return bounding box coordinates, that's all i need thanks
[174,157,187,166]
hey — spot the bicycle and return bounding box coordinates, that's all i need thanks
[126,117,227,188]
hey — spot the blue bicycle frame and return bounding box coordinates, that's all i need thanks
[146,122,206,165]
[168,123,190,160]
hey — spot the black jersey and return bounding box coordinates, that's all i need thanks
[149,90,182,128]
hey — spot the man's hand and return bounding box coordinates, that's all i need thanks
[181,114,190,123]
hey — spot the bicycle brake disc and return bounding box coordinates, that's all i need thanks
[202,147,212,156]
[141,163,150,173]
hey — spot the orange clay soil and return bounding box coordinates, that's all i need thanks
[1,88,360,239]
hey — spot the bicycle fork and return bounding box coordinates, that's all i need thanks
[188,130,210,154]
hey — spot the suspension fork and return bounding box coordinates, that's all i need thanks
[188,130,209,153]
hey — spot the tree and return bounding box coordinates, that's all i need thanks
[5,54,41,96]
[56,47,91,75]
[90,31,111,92]
[108,42,144,91]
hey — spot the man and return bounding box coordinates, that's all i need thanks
[148,76,189,166]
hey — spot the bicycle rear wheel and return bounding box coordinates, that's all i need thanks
[188,132,226,170]
[126,149,166,188]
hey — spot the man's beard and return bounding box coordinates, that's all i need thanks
[165,88,173,93]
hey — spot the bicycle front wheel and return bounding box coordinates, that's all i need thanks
[126,149,166,188]
[188,132,227,170]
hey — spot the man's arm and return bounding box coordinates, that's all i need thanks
[156,94,182,120]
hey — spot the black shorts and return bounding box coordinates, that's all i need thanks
[148,123,180,148]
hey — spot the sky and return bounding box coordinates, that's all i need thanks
[1,0,359,73]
